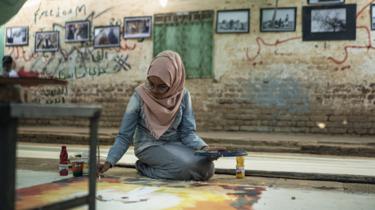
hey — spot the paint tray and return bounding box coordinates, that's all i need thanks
[194,149,247,158]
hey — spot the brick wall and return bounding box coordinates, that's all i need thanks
[5,0,375,135]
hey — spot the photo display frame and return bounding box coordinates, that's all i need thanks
[35,31,59,52]
[371,4,375,30]
[216,9,250,33]
[124,16,152,39]
[65,20,90,42]
[6,26,28,46]
[93,26,121,48]
[302,4,356,41]
[260,7,297,32]
[307,0,345,5]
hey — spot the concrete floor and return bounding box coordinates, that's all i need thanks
[17,142,375,177]
[14,142,375,209]
[16,158,375,210]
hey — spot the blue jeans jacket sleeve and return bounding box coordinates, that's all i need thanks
[178,89,208,150]
[106,92,140,165]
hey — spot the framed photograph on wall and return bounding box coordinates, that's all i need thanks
[124,16,152,39]
[260,7,297,32]
[65,20,90,42]
[308,0,345,5]
[5,26,28,46]
[302,4,356,41]
[93,26,120,48]
[216,9,250,33]
[35,31,59,52]
[371,4,375,30]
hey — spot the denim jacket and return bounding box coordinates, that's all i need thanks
[106,88,208,166]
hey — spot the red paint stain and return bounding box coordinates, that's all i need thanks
[356,0,375,18]
[115,40,137,52]
[341,65,351,71]
[328,1,375,65]
[245,36,301,61]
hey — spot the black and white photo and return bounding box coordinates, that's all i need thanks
[216,9,250,33]
[260,8,296,32]
[35,31,59,52]
[308,0,345,5]
[302,4,356,41]
[124,16,152,39]
[311,8,346,32]
[6,26,28,46]
[65,20,90,42]
[93,26,120,48]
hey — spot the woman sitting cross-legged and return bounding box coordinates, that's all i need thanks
[97,50,215,181]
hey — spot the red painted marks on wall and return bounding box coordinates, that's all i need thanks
[245,36,301,62]
[327,1,375,65]
[10,47,40,62]
[327,26,375,64]
[245,1,375,66]
[356,0,375,18]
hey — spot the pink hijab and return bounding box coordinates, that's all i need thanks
[135,50,185,139]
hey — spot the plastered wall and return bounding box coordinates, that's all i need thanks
[5,0,375,134]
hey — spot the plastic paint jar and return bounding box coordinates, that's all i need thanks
[236,156,245,179]
[59,164,69,176]
[81,152,89,175]
[71,160,84,177]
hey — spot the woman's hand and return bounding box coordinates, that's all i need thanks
[97,161,111,176]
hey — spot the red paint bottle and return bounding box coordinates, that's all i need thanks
[59,145,69,176]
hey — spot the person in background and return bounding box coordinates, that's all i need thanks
[98,50,215,181]
[2,56,19,78]
[0,55,24,103]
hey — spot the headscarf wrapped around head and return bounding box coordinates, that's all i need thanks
[135,50,185,139]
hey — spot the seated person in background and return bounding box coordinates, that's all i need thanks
[98,50,215,181]
[0,56,24,102]
[2,56,19,78]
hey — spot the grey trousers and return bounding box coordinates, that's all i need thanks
[135,142,215,181]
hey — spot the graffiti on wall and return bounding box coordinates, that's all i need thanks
[8,5,137,81]
[34,4,87,24]
[29,86,68,104]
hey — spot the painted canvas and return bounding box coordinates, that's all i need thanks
[17,176,265,210]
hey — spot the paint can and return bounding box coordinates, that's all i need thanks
[81,152,89,175]
[235,156,245,179]
[58,164,69,176]
[71,160,84,177]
